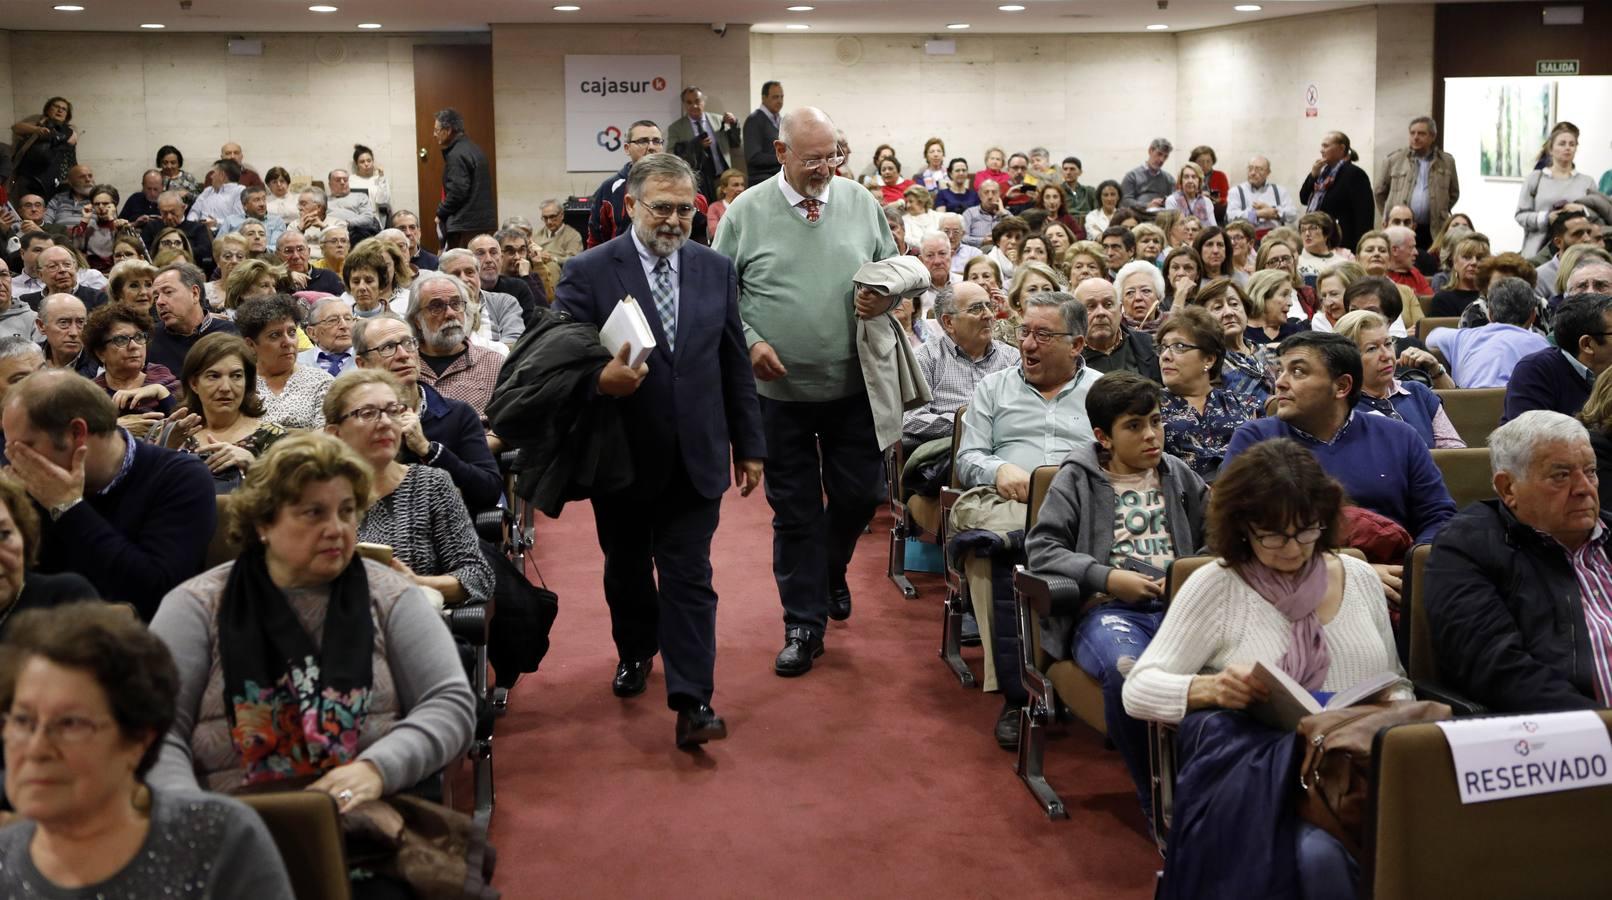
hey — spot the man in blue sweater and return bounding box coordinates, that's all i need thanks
[1500,292,1612,425]
[2,369,214,620]
[1223,332,1456,600]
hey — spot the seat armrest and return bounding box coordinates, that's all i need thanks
[443,601,491,644]
[497,450,519,475]
[1011,569,1085,618]
[473,509,505,543]
[1412,679,1486,716]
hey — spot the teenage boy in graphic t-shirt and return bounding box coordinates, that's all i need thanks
[1025,371,1210,823]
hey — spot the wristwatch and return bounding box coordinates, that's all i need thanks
[48,497,81,522]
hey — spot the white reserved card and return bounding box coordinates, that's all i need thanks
[1436,711,1612,805]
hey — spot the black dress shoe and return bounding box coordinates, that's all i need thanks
[995,700,1022,750]
[827,586,853,622]
[960,611,982,647]
[676,704,728,749]
[612,658,653,698]
[774,627,824,677]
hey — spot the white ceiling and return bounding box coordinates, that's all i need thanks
[2,0,1479,35]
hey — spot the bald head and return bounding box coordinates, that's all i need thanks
[776,107,839,201]
[778,106,833,147]
[1247,155,1271,187]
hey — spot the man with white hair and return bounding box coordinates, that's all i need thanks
[36,293,96,377]
[19,246,104,314]
[1425,410,1608,712]
[940,213,980,273]
[535,199,583,291]
[406,273,502,415]
[712,106,899,675]
[916,232,956,325]
[275,230,343,295]
[1077,275,1160,381]
[902,281,1019,449]
[1225,155,1297,237]
[297,296,357,376]
[324,169,382,235]
[1382,224,1431,295]
[438,248,525,347]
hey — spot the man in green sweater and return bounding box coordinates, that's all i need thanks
[713,107,898,677]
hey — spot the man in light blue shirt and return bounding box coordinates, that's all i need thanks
[1425,276,1549,388]
[214,185,287,245]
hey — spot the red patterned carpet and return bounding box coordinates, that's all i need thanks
[487,490,1159,898]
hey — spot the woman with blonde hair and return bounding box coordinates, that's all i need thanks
[1245,268,1307,346]
[221,258,290,315]
[205,233,251,310]
[994,261,1065,343]
[1309,260,1366,333]
[1165,161,1217,227]
[1063,241,1109,286]
[706,168,745,237]
[901,184,942,243]
[1132,222,1166,265]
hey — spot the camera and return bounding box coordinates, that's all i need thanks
[712,22,728,37]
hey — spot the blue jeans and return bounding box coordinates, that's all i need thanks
[1073,600,1164,817]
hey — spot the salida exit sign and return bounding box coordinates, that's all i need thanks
[1536,59,1580,76]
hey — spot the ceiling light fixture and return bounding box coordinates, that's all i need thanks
[358,23,382,29]
[553,4,581,10]
[1234,4,1262,11]
[308,5,339,12]
[785,23,809,29]
[52,4,85,10]
[787,5,815,10]
[141,23,166,29]
[946,23,970,30]
[1146,23,1169,30]
[999,4,1026,10]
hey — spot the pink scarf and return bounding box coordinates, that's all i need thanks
[1237,554,1331,691]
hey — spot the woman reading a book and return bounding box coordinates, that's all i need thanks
[1123,439,1410,900]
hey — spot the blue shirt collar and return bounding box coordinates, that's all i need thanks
[1286,407,1357,448]
[98,428,138,497]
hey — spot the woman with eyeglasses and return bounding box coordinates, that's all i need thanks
[151,227,195,267]
[235,294,332,430]
[1256,237,1318,321]
[1123,439,1409,900]
[324,369,492,606]
[0,603,296,900]
[111,234,150,267]
[205,233,251,311]
[1156,307,1263,481]
[175,333,290,489]
[1335,309,1460,450]
[84,305,179,429]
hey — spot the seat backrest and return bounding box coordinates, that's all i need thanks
[1431,447,1495,509]
[1165,556,1218,603]
[948,405,967,489]
[1025,464,1060,531]
[1415,315,1459,343]
[240,791,353,900]
[1367,710,1612,900]
[1399,542,1437,681]
[1415,293,1435,317]
[205,494,240,571]
[1434,388,1507,448]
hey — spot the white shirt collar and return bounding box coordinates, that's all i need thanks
[629,227,679,276]
[778,175,832,209]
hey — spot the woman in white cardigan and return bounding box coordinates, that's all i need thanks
[1124,438,1410,900]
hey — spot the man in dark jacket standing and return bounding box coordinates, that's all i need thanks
[433,108,495,250]
[1300,131,1375,254]
[554,152,764,750]
[742,81,784,187]
[1425,410,1610,713]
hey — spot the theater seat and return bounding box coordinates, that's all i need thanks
[240,791,352,900]
[1415,315,1459,343]
[1430,448,1495,509]
[206,495,240,570]
[1366,710,1612,899]
[1434,388,1506,448]
[1396,543,1483,715]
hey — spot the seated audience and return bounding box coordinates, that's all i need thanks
[107,258,158,315]
[151,227,196,266]
[439,249,525,347]
[19,246,104,314]
[1100,226,1136,272]
[1225,220,1258,275]
[1192,226,1236,286]
[407,275,502,416]
[1224,332,1456,549]
[993,261,1063,345]
[492,225,547,306]
[954,292,1104,748]
[1077,277,1160,381]
[936,157,979,213]
[1352,231,1421,336]
[214,184,287,249]
[41,165,95,228]
[1162,246,1203,311]
[1063,241,1108,286]
[986,216,1029,281]
[1225,154,1299,236]
[1123,439,1411,899]
[148,433,475,900]
[0,603,295,899]
[177,333,289,490]
[84,305,178,427]
[1340,276,1427,361]
[340,237,405,318]
[1500,292,1612,424]
[0,479,97,624]
[1426,410,1609,712]
[1532,210,1597,299]
[1425,276,1550,389]
[299,296,357,376]
[1425,227,1485,295]
[903,282,1019,450]
[324,370,494,605]
[324,168,382,235]
[1560,251,1612,301]
[1164,162,1217,227]
[219,258,287,316]
[1157,306,1263,480]
[1120,138,1175,210]
[1426,232,1490,316]
[1189,278,1273,403]
[876,157,915,205]
[2,369,214,619]
[1307,260,1365,333]
[466,233,538,318]
[275,230,342,295]
[0,336,45,444]
[139,192,214,274]
[1083,179,1122,238]
[938,213,980,273]
[149,262,240,373]
[903,185,943,244]
[962,180,1007,248]
[0,261,37,342]
[235,294,332,430]
[1244,269,1307,346]
[352,313,501,511]
[1296,212,1345,287]
[1334,309,1462,449]
[186,159,245,228]
[1382,225,1432,295]
[37,292,97,377]
[1025,371,1209,822]
[203,233,249,310]
[1116,260,1166,335]
[65,183,124,273]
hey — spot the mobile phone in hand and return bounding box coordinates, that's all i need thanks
[1117,555,1166,580]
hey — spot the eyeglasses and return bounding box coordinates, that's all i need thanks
[362,337,418,359]
[158,239,185,249]
[314,314,356,328]
[106,332,149,349]
[1248,525,1325,549]
[1122,286,1158,299]
[786,146,847,170]
[336,401,408,424]
[1016,326,1074,344]
[642,202,696,220]
[626,137,665,148]
[2,711,113,746]
[958,302,995,317]
[1155,341,1202,357]
[424,299,467,316]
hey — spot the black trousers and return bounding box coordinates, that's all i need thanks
[591,455,723,709]
[759,392,884,638]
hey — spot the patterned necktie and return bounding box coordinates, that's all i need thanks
[317,350,345,377]
[652,257,676,353]
[801,198,821,223]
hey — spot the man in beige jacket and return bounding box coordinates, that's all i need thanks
[1375,116,1460,252]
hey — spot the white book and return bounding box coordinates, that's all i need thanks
[599,295,657,368]
[1248,661,1401,732]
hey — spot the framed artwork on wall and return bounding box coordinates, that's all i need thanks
[1479,82,1556,180]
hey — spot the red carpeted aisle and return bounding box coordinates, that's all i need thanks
[486,490,1160,898]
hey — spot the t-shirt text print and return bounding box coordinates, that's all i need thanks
[1106,468,1176,572]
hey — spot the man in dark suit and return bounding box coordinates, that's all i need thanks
[140,191,214,274]
[587,120,662,249]
[742,81,784,187]
[667,86,741,201]
[19,247,104,314]
[1300,131,1376,254]
[554,152,765,750]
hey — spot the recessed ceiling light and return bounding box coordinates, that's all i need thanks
[1234,4,1262,10]
[357,23,382,29]
[140,23,165,29]
[946,23,970,30]
[52,4,85,10]
[308,5,339,12]
[1146,23,1169,30]
[999,4,1026,10]
[785,23,809,29]
[787,5,814,10]
[553,4,581,10]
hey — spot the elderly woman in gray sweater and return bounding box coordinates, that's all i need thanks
[148,433,475,864]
